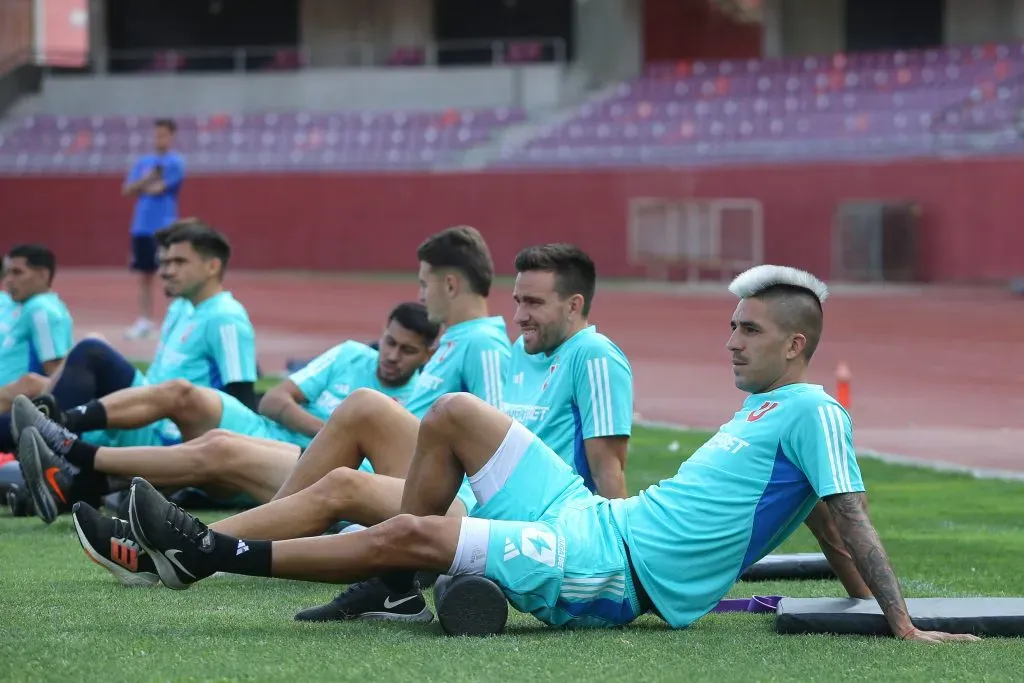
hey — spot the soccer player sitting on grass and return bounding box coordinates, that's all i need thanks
[51,242,632,626]
[10,300,437,524]
[15,226,510,541]
[120,265,980,643]
[0,220,257,460]
[0,245,74,413]
[294,243,636,621]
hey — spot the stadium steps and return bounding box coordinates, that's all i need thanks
[450,78,628,171]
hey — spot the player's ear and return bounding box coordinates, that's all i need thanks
[786,333,807,360]
[443,272,459,298]
[568,293,585,318]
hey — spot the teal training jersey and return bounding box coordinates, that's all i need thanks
[289,340,418,423]
[609,383,865,629]
[402,316,511,419]
[501,326,632,490]
[0,291,74,385]
[0,292,12,312]
[145,291,257,389]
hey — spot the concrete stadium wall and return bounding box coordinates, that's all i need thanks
[2,159,1023,282]
[22,65,566,116]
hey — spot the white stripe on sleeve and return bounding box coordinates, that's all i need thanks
[31,310,56,360]
[218,324,243,383]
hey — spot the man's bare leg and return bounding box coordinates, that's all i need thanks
[90,430,298,504]
[272,388,420,500]
[87,379,223,441]
[126,391,512,587]
[214,468,469,540]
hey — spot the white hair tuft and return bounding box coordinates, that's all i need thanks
[728,264,829,303]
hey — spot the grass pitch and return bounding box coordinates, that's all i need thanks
[1,423,1022,682]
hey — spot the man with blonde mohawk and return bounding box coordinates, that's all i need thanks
[123,265,980,643]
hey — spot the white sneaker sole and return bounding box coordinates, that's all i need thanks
[71,512,160,588]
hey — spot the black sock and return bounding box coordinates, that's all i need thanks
[67,470,112,507]
[381,570,417,594]
[0,414,12,453]
[63,439,98,470]
[63,400,107,434]
[208,531,273,577]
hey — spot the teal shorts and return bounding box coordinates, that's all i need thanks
[215,390,310,449]
[82,370,184,448]
[468,421,642,628]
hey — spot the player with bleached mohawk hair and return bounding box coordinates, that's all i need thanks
[123,263,978,644]
[727,264,829,303]
[725,264,829,395]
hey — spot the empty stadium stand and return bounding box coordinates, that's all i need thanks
[0,108,527,172]
[495,43,1024,167]
[4,44,1024,173]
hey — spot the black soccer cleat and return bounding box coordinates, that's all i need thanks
[434,574,509,637]
[71,501,160,587]
[293,578,434,623]
[16,426,74,524]
[6,484,36,517]
[10,395,79,457]
[127,477,217,590]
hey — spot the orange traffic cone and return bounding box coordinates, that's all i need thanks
[835,361,851,409]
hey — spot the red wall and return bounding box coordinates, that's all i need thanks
[2,159,1024,282]
[643,0,762,63]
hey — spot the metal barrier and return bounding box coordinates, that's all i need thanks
[627,197,764,282]
[85,37,568,74]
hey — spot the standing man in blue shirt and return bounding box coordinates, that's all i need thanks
[122,118,185,341]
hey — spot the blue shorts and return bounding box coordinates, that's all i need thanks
[466,421,643,628]
[83,370,184,448]
[130,235,159,273]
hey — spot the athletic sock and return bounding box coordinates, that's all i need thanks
[63,439,99,470]
[381,569,417,594]
[208,531,273,577]
[63,400,107,434]
[0,414,13,453]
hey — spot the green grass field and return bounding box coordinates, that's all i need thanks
[1,421,1022,682]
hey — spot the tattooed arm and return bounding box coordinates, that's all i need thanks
[825,492,913,634]
[803,500,871,599]
[824,492,980,643]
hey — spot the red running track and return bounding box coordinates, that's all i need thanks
[56,269,1024,474]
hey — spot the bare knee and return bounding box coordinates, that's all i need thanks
[420,392,479,433]
[156,379,199,416]
[189,429,247,478]
[370,514,449,569]
[329,387,394,428]
[309,466,364,512]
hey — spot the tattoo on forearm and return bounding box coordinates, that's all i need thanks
[826,493,912,634]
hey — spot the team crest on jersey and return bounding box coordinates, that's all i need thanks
[747,401,780,422]
[541,358,559,391]
[434,341,456,363]
[179,324,196,343]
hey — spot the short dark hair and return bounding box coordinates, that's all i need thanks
[416,225,494,297]
[388,301,440,347]
[756,285,824,360]
[6,244,56,283]
[155,220,231,276]
[514,243,597,316]
[154,118,177,133]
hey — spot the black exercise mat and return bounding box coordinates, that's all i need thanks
[775,597,1024,637]
[741,553,835,581]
